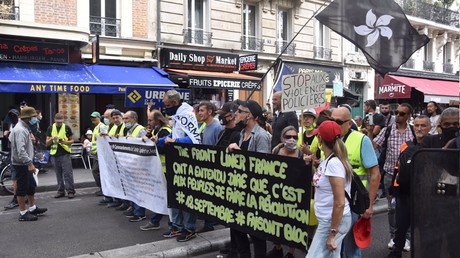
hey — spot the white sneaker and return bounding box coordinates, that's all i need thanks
[388,239,395,249]
[403,239,411,252]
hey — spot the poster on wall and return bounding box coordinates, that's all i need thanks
[58,93,80,140]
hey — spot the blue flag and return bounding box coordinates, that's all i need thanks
[316,0,429,76]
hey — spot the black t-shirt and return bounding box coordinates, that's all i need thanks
[216,125,243,148]
[155,127,171,155]
[46,124,73,156]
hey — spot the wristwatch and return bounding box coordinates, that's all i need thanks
[329,229,338,236]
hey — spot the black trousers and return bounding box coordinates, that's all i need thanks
[232,229,266,258]
[393,194,410,254]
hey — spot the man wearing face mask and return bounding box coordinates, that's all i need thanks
[155,90,200,242]
[216,101,242,147]
[422,107,459,148]
[45,113,75,199]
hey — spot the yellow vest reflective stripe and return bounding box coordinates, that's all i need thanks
[50,123,71,154]
[199,122,206,133]
[344,131,368,186]
[155,126,172,173]
[108,123,126,137]
[128,124,145,138]
[91,123,102,154]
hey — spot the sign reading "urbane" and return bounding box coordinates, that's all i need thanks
[0,38,69,64]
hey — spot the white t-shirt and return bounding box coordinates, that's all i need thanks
[312,154,351,219]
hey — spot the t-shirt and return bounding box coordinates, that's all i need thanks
[312,155,351,219]
[46,124,73,156]
[202,119,222,145]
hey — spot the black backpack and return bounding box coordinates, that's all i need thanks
[326,155,370,215]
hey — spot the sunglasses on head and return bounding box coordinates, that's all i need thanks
[284,135,298,140]
[334,118,350,125]
[395,110,407,116]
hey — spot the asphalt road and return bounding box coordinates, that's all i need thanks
[0,187,173,258]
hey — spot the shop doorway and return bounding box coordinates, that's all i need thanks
[349,81,364,117]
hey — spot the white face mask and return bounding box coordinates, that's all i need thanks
[284,138,298,150]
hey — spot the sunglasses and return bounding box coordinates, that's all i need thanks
[334,119,350,125]
[395,111,407,116]
[284,135,298,140]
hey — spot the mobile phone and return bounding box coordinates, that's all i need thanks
[368,113,374,126]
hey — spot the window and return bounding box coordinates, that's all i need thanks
[0,0,18,20]
[443,43,453,73]
[276,9,294,54]
[314,20,331,59]
[242,3,262,51]
[184,0,211,45]
[90,0,120,37]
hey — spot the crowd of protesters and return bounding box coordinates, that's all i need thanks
[2,92,458,258]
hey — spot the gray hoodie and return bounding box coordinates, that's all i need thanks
[10,120,34,166]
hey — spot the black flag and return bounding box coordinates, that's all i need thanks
[316,0,429,76]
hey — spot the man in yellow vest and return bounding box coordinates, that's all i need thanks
[45,113,75,199]
[331,107,380,258]
[90,111,107,196]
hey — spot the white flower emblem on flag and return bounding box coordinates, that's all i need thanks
[354,9,394,47]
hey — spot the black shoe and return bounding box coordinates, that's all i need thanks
[284,253,295,258]
[107,201,122,208]
[176,230,197,242]
[123,210,135,218]
[19,211,38,221]
[4,200,19,210]
[94,190,103,196]
[67,193,75,199]
[54,192,65,198]
[29,207,48,216]
[115,202,130,211]
[386,251,402,258]
[129,215,146,222]
[98,198,112,205]
[266,246,284,258]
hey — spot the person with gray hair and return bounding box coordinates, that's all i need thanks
[422,107,459,148]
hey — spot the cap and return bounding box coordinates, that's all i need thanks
[90,111,101,118]
[312,120,342,142]
[303,108,317,118]
[353,217,372,248]
[111,109,122,117]
[236,99,263,119]
[54,113,64,122]
[8,109,19,117]
[85,129,93,135]
[217,102,239,115]
[20,107,37,119]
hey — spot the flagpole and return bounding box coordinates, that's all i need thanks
[246,0,332,101]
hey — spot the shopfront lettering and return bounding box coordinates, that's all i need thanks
[215,56,237,65]
[29,84,91,93]
[213,80,240,88]
[162,48,239,72]
[378,84,406,95]
[190,78,212,87]
[0,39,69,64]
[14,44,38,54]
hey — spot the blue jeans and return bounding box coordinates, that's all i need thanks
[307,212,351,258]
[170,208,196,232]
[342,212,361,258]
[150,213,163,224]
[132,202,145,217]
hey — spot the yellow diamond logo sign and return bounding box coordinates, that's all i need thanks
[128,90,142,104]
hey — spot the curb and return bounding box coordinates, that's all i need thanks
[35,181,96,193]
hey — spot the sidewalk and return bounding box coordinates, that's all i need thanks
[37,165,388,258]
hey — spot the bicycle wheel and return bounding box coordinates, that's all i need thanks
[0,164,14,195]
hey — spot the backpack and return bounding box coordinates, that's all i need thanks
[326,155,370,215]
[395,141,421,188]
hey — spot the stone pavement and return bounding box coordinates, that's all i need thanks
[33,165,388,258]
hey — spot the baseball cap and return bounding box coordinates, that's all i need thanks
[353,217,372,248]
[86,129,93,135]
[303,108,317,118]
[54,113,64,122]
[111,109,122,117]
[8,109,19,117]
[20,107,37,119]
[236,99,263,119]
[90,111,101,118]
[217,102,239,115]
[312,120,342,142]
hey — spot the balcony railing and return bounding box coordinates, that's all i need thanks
[90,16,121,37]
[395,0,459,27]
[313,46,332,60]
[241,35,264,51]
[0,4,19,20]
[423,60,434,71]
[183,28,212,46]
[275,40,296,55]
[443,63,453,73]
[402,58,415,69]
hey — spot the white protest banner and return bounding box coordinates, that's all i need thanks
[281,72,328,112]
[97,137,168,215]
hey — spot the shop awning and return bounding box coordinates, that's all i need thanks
[166,68,261,91]
[377,75,459,103]
[0,63,176,94]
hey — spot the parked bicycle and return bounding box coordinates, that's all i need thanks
[0,151,14,195]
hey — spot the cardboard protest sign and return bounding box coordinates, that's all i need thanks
[166,144,312,249]
[281,72,328,112]
[97,137,168,215]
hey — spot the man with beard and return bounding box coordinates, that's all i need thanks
[425,101,443,135]
[380,101,395,127]
[362,99,385,139]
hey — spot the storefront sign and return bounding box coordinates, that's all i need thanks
[166,144,311,250]
[0,83,128,94]
[377,83,411,99]
[161,48,239,72]
[188,76,260,90]
[0,39,69,64]
[239,54,258,71]
[281,72,328,112]
[58,93,80,140]
[125,87,190,107]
